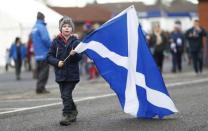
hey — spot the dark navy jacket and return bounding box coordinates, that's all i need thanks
[170,31,185,54]
[185,27,207,52]
[47,35,82,83]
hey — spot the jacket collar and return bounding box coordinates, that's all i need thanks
[58,33,71,45]
[58,33,69,45]
[36,20,46,26]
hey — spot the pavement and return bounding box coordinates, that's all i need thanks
[0,59,208,131]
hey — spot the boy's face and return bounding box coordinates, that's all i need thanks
[61,24,72,36]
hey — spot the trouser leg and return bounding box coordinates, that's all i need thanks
[59,82,77,116]
[36,61,49,92]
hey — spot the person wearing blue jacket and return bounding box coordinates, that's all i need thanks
[47,16,82,126]
[9,37,26,80]
[31,12,51,94]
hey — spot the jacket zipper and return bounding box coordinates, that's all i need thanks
[56,47,59,58]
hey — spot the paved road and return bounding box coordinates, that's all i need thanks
[0,65,208,130]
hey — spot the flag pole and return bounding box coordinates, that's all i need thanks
[63,54,71,63]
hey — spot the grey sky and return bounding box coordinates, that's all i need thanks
[46,0,198,7]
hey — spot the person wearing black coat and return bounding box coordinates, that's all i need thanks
[185,20,207,74]
[47,16,82,126]
[149,24,168,72]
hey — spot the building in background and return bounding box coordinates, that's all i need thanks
[0,0,199,67]
[51,6,111,34]
[198,0,208,30]
[198,0,208,66]
[50,1,198,33]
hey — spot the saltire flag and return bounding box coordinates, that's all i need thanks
[74,6,178,118]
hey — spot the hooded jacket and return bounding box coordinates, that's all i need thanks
[31,20,51,61]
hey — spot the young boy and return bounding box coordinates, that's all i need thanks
[47,16,82,126]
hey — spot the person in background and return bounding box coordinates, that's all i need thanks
[205,32,208,66]
[185,20,207,74]
[5,48,11,72]
[81,22,100,80]
[26,34,33,71]
[9,37,26,80]
[31,12,51,94]
[169,21,185,73]
[26,34,37,79]
[149,24,168,72]
[146,33,154,53]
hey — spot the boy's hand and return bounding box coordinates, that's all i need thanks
[71,33,79,39]
[70,49,77,56]
[58,60,64,68]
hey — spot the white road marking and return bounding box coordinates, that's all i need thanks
[0,108,27,111]
[164,71,208,78]
[0,93,115,115]
[0,98,61,103]
[166,78,208,87]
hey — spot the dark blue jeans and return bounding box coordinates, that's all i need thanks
[36,60,49,92]
[153,51,164,72]
[59,82,77,115]
[15,59,22,79]
[172,52,182,72]
[191,51,203,73]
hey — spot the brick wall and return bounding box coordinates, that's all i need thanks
[198,0,208,30]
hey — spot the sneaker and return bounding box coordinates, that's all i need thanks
[16,76,21,80]
[69,110,78,122]
[60,115,71,126]
[36,89,50,94]
[41,89,50,94]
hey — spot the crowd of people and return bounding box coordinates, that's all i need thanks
[3,11,208,126]
[5,14,208,84]
[146,20,207,74]
[5,15,207,82]
[5,12,100,82]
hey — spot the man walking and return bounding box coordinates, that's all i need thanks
[169,21,185,73]
[186,20,207,74]
[31,12,51,94]
[9,37,26,80]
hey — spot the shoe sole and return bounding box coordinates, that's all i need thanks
[70,118,76,122]
[60,121,71,126]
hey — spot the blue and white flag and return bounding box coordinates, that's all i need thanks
[75,6,178,118]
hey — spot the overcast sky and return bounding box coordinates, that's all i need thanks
[46,0,198,7]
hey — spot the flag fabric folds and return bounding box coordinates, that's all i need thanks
[74,6,178,118]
